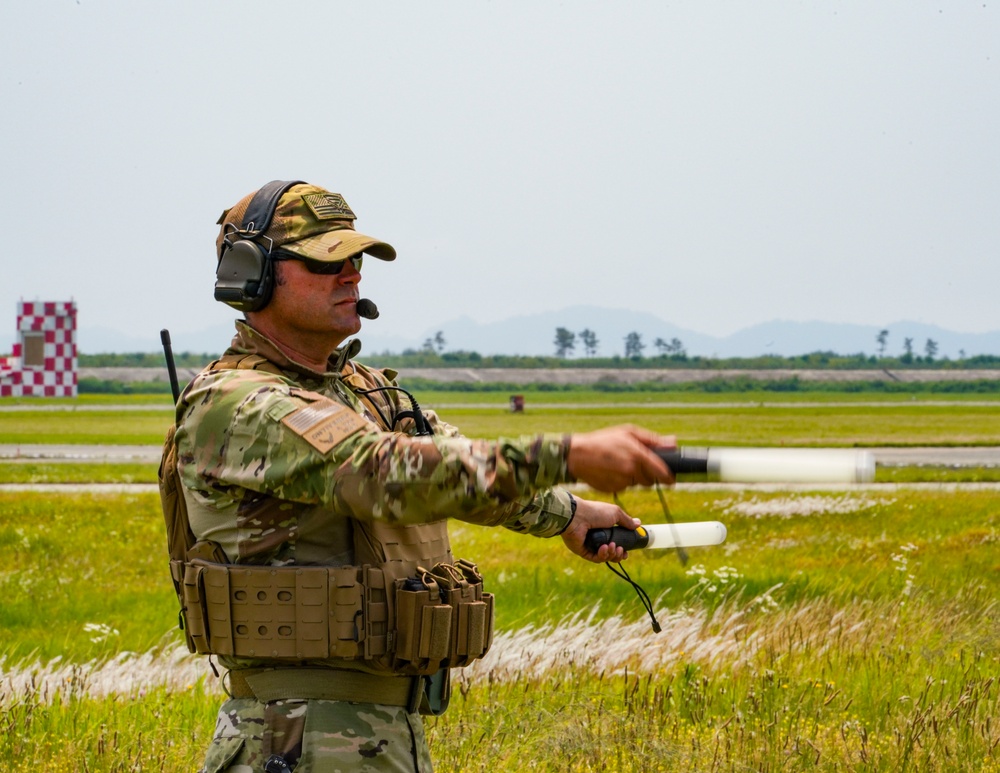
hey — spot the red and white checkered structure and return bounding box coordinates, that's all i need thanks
[0,301,78,398]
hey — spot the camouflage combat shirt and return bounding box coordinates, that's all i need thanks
[179,322,577,771]
[175,321,576,659]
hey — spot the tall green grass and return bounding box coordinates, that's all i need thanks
[0,409,172,445]
[1,394,998,770]
[3,395,999,446]
[1,488,998,771]
[0,493,176,663]
[0,462,156,484]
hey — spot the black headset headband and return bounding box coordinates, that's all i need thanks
[238,179,305,240]
[214,179,305,312]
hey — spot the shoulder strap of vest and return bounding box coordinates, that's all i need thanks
[209,352,286,376]
[158,422,193,565]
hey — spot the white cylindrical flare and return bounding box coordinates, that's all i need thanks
[707,448,875,484]
[643,521,728,549]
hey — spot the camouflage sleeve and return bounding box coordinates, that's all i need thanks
[175,368,574,532]
[501,486,576,538]
[402,409,574,536]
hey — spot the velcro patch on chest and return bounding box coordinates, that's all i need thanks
[281,401,369,454]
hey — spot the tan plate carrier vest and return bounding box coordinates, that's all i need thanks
[158,354,495,679]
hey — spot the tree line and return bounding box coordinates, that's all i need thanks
[557,327,963,364]
[73,327,1000,370]
[554,327,685,359]
[875,329,949,363]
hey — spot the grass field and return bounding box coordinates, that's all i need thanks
[1,488,998,771]
[1,393,999,771]
[2,392,999,447]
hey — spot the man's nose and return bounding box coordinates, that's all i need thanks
[337,259,361,283]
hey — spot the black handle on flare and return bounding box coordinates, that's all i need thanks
[656,447,710,475]
[582,448,708,554]
[584,526,650,553]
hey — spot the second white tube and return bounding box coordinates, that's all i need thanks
[642,521,728,549]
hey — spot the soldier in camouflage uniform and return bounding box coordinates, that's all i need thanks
[170,181,675,772]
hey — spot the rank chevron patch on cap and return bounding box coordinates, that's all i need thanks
[302,192,356,221]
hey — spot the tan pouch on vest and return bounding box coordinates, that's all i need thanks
[390,561,494,673]
[179,558,495,674]
[182,561,374,661]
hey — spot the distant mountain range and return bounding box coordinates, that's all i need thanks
[5,306,998,359]
[381,308,1000,361]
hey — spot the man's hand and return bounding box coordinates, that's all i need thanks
[567,425,676,493]
[561,497,640,564]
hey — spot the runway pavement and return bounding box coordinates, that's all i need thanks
[1,444,999,494]
[1,444,998,466]
[0,444,162,462]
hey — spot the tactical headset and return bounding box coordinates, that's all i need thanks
[214,179,304,312]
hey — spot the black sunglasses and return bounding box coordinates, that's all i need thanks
[273,249,363,275]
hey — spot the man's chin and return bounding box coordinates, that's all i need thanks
[339,309,362,336]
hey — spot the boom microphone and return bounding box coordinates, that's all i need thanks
[356,298,379,319]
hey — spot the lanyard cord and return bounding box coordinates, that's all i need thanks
[605,559,661,633]
[604,483,689,634]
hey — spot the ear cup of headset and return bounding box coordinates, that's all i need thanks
[214,239,275,312]
[214,180,304,312]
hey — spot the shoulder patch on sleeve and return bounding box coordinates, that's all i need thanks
[281,401,370,454]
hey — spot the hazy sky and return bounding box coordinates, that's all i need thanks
[2,2,997,349]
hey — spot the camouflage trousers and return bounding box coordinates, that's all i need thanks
[200,697,433,772]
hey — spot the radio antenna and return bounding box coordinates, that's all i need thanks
[160,329,181,404]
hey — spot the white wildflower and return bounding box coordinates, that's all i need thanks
[83,623,119,644]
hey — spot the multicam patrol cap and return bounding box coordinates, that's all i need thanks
[215,182,397,264]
